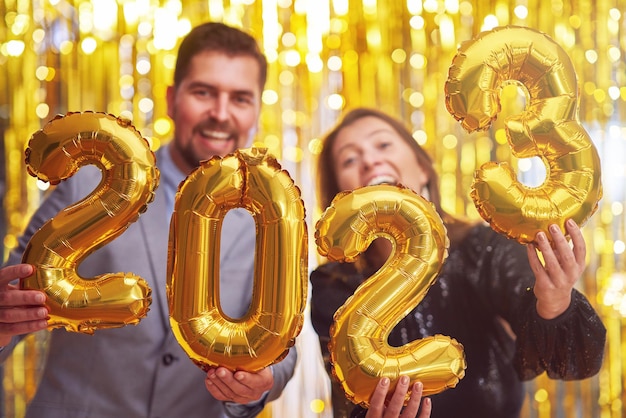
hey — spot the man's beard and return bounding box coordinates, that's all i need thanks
[176,124,238,170]
[181,144,203,170]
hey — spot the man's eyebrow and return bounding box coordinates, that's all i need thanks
[185,81,256,98]
[185,81,214,89]
[232,89,255,97]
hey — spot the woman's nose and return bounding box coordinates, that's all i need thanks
[362,150,383,169]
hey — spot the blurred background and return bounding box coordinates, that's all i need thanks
[1,0,624,417]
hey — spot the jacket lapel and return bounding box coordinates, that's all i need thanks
[139,178,171,332]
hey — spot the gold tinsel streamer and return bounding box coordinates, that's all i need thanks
[1,0,625,417]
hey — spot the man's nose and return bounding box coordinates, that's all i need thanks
[208,94,229,121]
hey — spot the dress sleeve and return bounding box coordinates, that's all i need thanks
[474,226,606,381]
[511,289,606,380]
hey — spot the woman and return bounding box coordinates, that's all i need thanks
[310,108,606,418]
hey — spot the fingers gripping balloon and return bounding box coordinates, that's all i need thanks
[444,26,602,244]
[315,184,466,408]
[167,148,307,372]
[21,111,158,334]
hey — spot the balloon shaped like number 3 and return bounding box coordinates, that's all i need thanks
[21,111,159,334]
[315,184,466,408]
[445,26,602,243]
[167,148,307,372]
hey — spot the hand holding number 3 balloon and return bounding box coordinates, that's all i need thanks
[21,111,159,334]
[315,184,466,408]
[445,26,602,244]
[167,148,307,372]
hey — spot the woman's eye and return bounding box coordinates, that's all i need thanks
[341,157,356,167]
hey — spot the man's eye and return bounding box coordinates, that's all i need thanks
[234,95,253,105]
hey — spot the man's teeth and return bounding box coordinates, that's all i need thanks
[201,130,230,139]
[367,176,397,186]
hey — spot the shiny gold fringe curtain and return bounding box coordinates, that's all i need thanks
[1,0,625,417]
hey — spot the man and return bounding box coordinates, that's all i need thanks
[0,22,296,418]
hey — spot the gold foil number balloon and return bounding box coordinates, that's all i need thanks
[167,148,307,372]
[21,111,158,334]
[315,185,466,408]
[445,26,602,243]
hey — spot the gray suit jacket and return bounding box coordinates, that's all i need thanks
[1,147,297,418]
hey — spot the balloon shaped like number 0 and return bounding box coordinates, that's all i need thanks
[167,148,307,372]
[21,111,159,334]
[445,26,602,243]
[315,185,466,407]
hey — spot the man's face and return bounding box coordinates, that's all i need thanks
[166,50,262,174]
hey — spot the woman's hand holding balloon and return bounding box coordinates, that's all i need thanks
[527,219,586,319]
[366,376,431,418]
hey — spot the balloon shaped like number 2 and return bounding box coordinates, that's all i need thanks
[445,26,602,243]
[315,184,466,408]
[167,148,307,372]
[21,112,159,334]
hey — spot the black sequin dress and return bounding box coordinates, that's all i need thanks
[310,223,606,418]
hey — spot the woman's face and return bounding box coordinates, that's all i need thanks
[332,116,429,195]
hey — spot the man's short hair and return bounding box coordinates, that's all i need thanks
[173,22,268,91]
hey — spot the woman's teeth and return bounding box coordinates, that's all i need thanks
[367,175,397,186]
